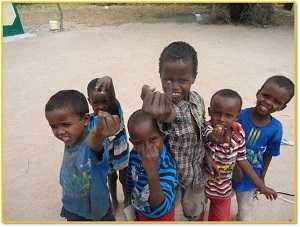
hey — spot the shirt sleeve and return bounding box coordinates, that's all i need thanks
[266,121,283,157]
[236,127,247,161]
[138,154,178,218]
[125,149,135,204]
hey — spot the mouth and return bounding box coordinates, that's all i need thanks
[60,136,72,145]
[257,104,270,114]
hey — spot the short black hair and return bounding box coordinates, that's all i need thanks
[159,41,198,76]
[87,78,98,98]
[128,109,159,132]
[45,90,89,118]
[261,75,294,103]
[211,89,243,110]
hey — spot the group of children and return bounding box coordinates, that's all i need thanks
[45,41,294,222]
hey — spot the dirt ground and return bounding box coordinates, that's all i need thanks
[2,4,296,223]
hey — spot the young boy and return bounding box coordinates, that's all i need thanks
[45,90,120,221]
[203,89,277,221]
[87,76,129,212]
[125,109,178,221]
[141,41,209,220]
[232,75,295,221]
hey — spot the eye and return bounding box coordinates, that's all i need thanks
[61,123,72,128]
[49,124,57,129]
[150,136,159,142]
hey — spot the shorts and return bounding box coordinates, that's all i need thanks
[235,189,256,221]
[208,196,231,221]
[177,184,207,221]
[135,206,175,221]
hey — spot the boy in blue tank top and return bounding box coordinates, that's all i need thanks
[233,75,294,220]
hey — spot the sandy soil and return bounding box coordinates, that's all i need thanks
[2,10,295,222]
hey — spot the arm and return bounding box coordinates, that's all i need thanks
[141,143,164,208]
[237,160,277,200]
[261,153,273,182]
[148,172,164,208]
[85,111,120,156]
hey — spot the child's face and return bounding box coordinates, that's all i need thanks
[88,91,111,113]
[255,82,291,116]
[129,120,164,156]
[160,60,196,104]
[45,108,89,146]
[208,95,241,129]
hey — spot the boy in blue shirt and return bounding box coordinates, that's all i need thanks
[87,76,129,212]
[45,90,120,221]
[233,75,294,220]
[126,110,178,221]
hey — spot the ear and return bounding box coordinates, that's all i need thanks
[256,89,261,98]
[208,107,212,117]
[83,113,90,126]
[192,72,197,84]
[278,103,287,111]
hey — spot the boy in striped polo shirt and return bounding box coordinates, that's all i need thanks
[126,110,178,221]
[204,89,277,221]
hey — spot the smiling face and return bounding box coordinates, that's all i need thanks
[255,81,291,117]
[160,60,196,104]
[128,118,164,156]
[208,95,241,129]
[45,108,89,146]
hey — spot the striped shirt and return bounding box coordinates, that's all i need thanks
[126,144,178,219]
[158,91,207,191]
[88,103,129,172]
[204,121,246,198]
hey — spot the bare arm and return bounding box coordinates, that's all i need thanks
[140,143,164,208]
[238,159,277,200]
[85,111,120,155]
[261,153,273,182]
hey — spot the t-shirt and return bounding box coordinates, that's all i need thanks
[126,144,178,219]
[233,108,283,192]
[60,128,111,220]
[204,121,246,198]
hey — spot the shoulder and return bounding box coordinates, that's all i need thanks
[190,91,204,104]
[270,116,283,128]
[232,122,245,144]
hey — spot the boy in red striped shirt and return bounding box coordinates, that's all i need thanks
[203,89,277,221]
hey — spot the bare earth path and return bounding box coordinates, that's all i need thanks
[3,20,295,222]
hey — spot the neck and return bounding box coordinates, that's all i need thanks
[250,107,271,127]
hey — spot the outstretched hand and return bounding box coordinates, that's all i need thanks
[96,111,120,138]
[258,186,278,201]
[95,76,116,99]
[210,124,231,144]
[139,142,160,179]
[141,82,175,122]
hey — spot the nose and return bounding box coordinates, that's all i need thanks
[219,114,227,124]
[54,126,66,138]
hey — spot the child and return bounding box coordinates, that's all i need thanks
[87,76,129,212]
[203,89,277,221]
[232,75,295,221]
[141,41,209,220]
[45,90,120,221]
[125,109,178,221]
